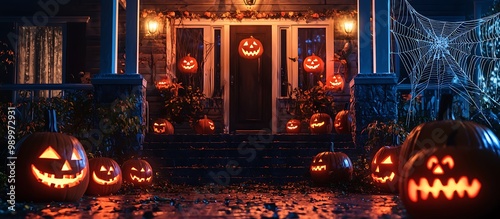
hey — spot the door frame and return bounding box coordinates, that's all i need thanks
[165,19,335,133]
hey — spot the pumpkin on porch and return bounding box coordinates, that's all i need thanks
[86,157,123,196]
[177,53,198,74]
[325,74,344,92]
[400,147,500,218]
[194,115,215,134]
[238,36,264,59]
[16,110,90,202]
[155,77,171,90]
[309,113,333,134]
[122,158,153,186]
[334,107,351,134]
[303,53,324,74]
[310,144,353,184]
[152,118,174,134]
[371,145,401,192]
[285,118,302,133]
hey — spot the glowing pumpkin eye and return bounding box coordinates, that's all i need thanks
[313,59,318,62]
[318,159,323,162]
[253,41,258,46]
[100,166,107,171]
[131,167,138,171]
[183,60,188,63]
[39,146,61,159]
[140,168,145,172]
[307,58,312,62]
[109,166,114,172]
[441,155,454,169]
[71,148,82,160]
[426,156,439,170]
[381,156,393,164]
[243,41,248,46]
[373,157,377,164]
[154,123,159,126]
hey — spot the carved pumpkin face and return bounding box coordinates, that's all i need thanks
[153,118,174,134]
[285,119,301,133]
[334,110,351,134]
[309,113,333,134]
[400,147,500,218]
[155,78,171,90]
[177,54,198,74]
[303,53,325,74]
[238,36,264,59]
[371,146,401,191]
[86,157,123,196]
[194,115,215,134]
[326,74,344,91]
[122,159,153,186]
[310,150,353,184]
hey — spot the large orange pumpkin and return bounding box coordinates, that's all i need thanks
[309,113,333,134]
[177,53,198,74]
[16,110,89,202]
[303,53,325,74]
[238,36,264,59]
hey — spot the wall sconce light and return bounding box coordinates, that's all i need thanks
[343,20,354,35]
[243,0,256,6]
[147,19,159,35]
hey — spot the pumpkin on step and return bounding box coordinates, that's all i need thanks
[122,158,153,186]
[194,115,215,134]
[152,118,174,134]
[16,110,89,202]
[86,157,123,196]
[285,118,302,133]
[310,144,353,184]
[309,113,333,134]
[371,145,401,192]
[334,108,351,134]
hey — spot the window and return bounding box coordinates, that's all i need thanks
[175,28,204,90]
[297,28,326,90]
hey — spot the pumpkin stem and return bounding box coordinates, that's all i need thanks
[330,142,334,152]
[45,109,59,132]
[437,93,455,121]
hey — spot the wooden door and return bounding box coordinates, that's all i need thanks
[229,25,272,132]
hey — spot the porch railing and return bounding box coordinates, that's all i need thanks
[0,83,94,104]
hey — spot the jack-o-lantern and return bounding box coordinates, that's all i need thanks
[285,119,302,133]
[194,115,215,134]
[155,77,171,90]
[16,110,89,202]
[238,36,264,59]
[303,53,325,74]
[334,109,351,134]
[309,113,333,134]
[371,146,401,192]
[177,53,198,74]
[326,74,344,92]
[122,159,153,186]
[153,118,174,134]
[310,145,353,184]
[399,94,500,173]
[86,157,122,196]
[400,147,500,218]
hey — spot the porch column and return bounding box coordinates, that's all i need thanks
[125,0,140,74]
[357,0,373,74]
[100,0,118,74]
[372,0,391,73]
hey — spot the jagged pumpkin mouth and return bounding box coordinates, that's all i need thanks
[241,47,261,57]
[311,165,326,171]
[305,63,320,69]
[130,174,152,183]
[371,172,395,183]
[31,164,87,188]
[92,172,120,185]
[407,177,481,202]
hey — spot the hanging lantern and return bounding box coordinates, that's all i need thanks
[303,53,325,74]
[177,53,198,74]
[238,36,264,59]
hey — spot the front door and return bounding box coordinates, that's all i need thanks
[229,25,272,132]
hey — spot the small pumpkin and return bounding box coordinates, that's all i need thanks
[326,74,344,92]
[371,146,401,192]
[400,147,500,218]
[86,157,123,196]
[285,118,302,133]
[177,53,198,74]
[155,77,171,90]
[303,53,325,74]
[309,113,333,134]
[152,118,174,134]
[16,110,89,202]
[310,144,353,184]
[238,36,264,59]
[194,115,215,134]
[122,158,153,186]
[334,106,351,134]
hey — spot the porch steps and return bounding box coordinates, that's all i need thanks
[142,133,358,185]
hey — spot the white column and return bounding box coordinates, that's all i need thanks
[126,0,140,74]
[358,0,373,74]
[100,0,119,74]
[372,0,391,73]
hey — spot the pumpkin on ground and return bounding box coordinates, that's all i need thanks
[400,147,500,218]
[303,53,325,74]
[334,107,351,134]
[16,110,89,202]
[310,144,353,184]
[285,118,302,133]
[86,157,123,196]
[371,145,401,192]
[194,115,215,134]
[238,36,264,59]
[177,53,198,74]
[122,158,153,186]
[309,113,333,134]
[152,118,174,134]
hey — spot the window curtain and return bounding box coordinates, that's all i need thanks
[17,26,63,97]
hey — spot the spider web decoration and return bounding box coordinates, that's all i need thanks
[391,0,500,124]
